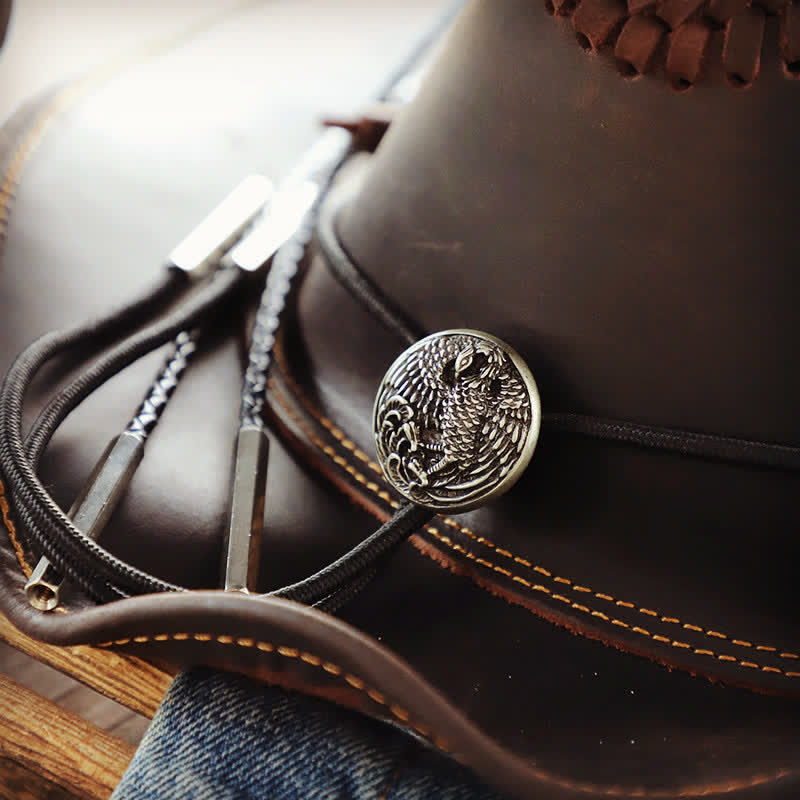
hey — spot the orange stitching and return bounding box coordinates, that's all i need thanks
[98,634,436,742]
[0,478,32,577]
[426,523,799,676]
[267,379,800,678]
[99,633,794,798]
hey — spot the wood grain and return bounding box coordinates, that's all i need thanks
[0,614,170,717]
[0,672,135,799]
[0,757,84,800]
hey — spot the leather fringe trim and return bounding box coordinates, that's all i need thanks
[546,0,800,89]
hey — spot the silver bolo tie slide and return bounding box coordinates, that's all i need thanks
[373,330,541,513]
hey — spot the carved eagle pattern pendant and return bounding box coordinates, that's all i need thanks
[373,329,541,513]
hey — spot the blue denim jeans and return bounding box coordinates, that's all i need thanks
[112,668,508,799]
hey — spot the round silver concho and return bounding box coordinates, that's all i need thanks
[373,329,541,513]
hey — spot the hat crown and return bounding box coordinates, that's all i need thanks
[336,0,800,445]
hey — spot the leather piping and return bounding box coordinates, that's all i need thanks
[266,338,800,687]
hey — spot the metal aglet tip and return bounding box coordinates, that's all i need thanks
[223,426,270,593]
[24,432,146,611]
[25,558,62,612]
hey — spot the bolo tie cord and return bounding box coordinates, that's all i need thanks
[2,167,433,610]
[2,143,433,610]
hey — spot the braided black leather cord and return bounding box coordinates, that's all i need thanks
[126,331,197,439]
[240,233,310,429]
[233,143,440,609]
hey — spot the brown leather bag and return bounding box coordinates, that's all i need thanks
[1,1,798,798]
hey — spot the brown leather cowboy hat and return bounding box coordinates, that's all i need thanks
[1,1,799,798]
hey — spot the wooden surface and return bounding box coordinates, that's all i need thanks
[0,641,152,744]
[0,671,135,799]
[0,614,170,718]
[0,757,87,800]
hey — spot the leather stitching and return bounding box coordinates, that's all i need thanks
[267,361,800,676]
[97,633,795,798]
[97,632,439,745]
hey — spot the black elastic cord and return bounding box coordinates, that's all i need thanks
[313,566,378,615]
[316,188,422,347]
[543,413,800,472]
[271,502,432,607]
[316,202,800,472]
